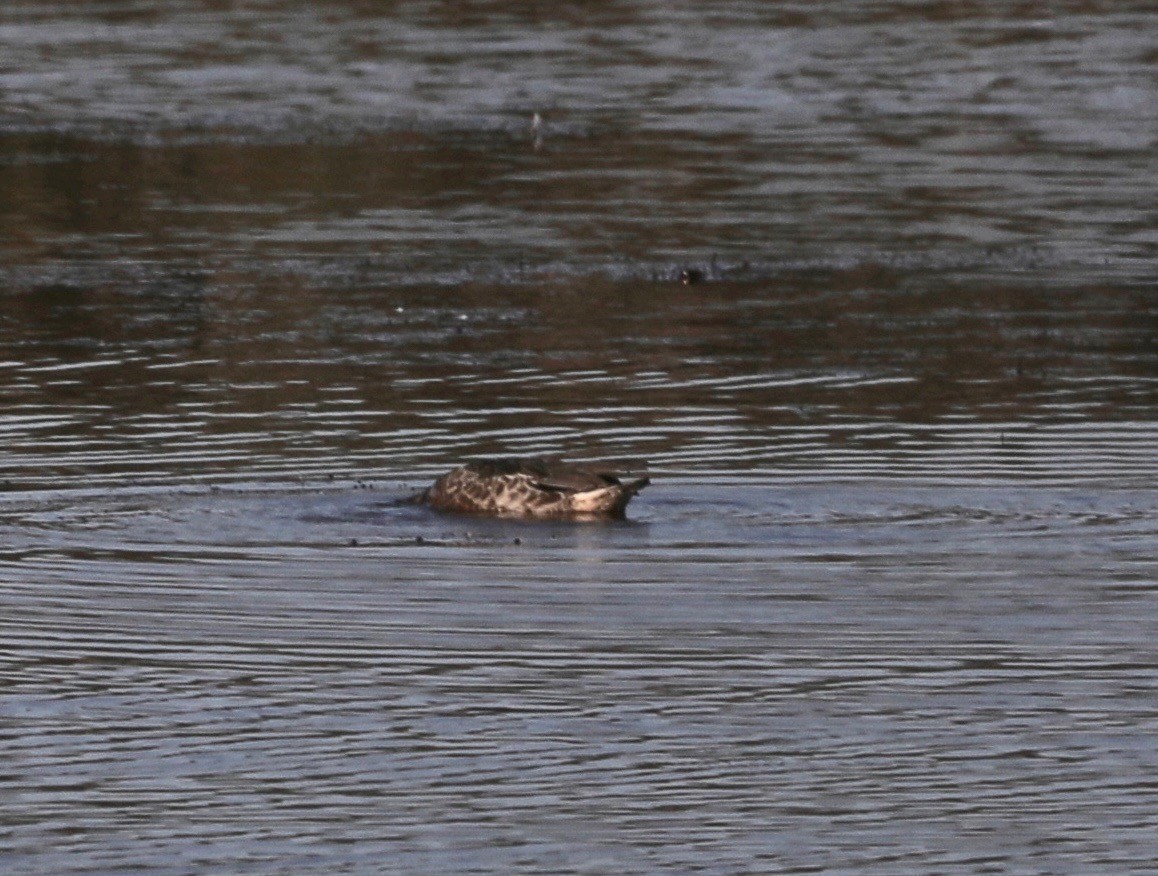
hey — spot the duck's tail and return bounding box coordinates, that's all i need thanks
[571,475,650,518]
[622,476,651,496]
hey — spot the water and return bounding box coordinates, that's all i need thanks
[1,1,1156,873]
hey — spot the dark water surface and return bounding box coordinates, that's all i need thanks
[2,2,1155,873]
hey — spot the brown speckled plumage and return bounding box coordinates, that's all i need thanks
[421,457,649,519]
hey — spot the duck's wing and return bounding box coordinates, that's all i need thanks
[464,457,633,493]
[532,462,619,492]
[524,457,652,493]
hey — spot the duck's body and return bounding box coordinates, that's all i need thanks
[420,457,649,520]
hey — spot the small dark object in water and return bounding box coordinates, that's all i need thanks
[419,457,650,519]
[680,268,704,285]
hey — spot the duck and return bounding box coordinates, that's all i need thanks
[419,457,650,519]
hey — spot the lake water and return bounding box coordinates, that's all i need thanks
[1,1,1155,873]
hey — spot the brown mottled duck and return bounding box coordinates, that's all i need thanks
[419,457,649,520]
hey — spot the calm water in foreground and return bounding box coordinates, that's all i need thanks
[1,1,1155,873]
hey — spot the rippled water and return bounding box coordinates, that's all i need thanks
[2,1,1156,873]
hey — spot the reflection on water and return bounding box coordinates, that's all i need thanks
[0,269,1152,490]
[1,1,1155,873]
